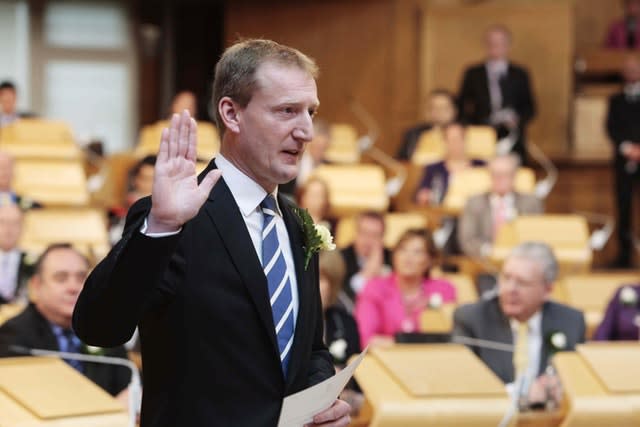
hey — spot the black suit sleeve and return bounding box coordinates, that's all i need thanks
[0,318,20,357]
[73,197,183,347]
[306,254,335,387]
[516,68,535,126]
[606,95,626,147]
[457,68,475,123]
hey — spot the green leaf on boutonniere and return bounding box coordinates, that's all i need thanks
[292,207,336,270]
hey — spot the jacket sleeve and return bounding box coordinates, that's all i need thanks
[606,95,628,147]
[72,197,183,347]
[306,254,335,387]
[516,68,536,126]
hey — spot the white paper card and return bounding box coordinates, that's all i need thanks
[277,348,368,427]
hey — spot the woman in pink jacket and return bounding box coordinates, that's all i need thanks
[355,228,456,348]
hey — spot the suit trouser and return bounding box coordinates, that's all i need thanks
[614,155,640,262]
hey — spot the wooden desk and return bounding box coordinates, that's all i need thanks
[0,357,129,427]
[354,344,515,426]
[554,342,640,427]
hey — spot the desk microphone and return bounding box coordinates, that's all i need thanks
[10,345,141,427]
[450,336,525,427]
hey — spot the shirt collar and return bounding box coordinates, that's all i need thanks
[486,60,508,75]
[490,192,515,205]
[215,153,281,218]
[510,310,542,335]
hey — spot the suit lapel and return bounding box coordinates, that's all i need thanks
[483,193,494,241]
[489,301,515,382]
[479,66,492,115]
[279,197,311,388]
[539,302,552,375]
[203,169,280,358]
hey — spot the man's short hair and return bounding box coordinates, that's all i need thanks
[0,81,16,92]
[356,211,385,232]
[34,243,90,276]
[508,241,558,284]
[486,24,512,42]
[489,153,521,170]
[429,88,455,103]
[211,39,319,132]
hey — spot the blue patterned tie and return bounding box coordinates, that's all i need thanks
[260,195,295,375]
[60,329,84,373]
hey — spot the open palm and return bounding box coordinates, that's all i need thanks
[147,111,221,233]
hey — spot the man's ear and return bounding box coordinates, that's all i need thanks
[218,97,241,134]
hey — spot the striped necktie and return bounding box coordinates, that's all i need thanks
[260,195,295,375]
[60,329,84,373]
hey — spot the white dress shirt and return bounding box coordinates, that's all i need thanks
[506,311,543,398]
[490,192,517,222]
[142,154,299,325]
[0,249,21,301]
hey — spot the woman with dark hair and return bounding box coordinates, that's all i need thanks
[296,176,336,233]
[354,229,456,348]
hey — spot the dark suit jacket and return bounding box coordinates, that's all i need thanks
[457,62,536,128]
[0,251,36,305]
[72,159,334,427]
[453,297,586,384]
[606,92,640,155]
[340,244,392,306]
[0,304,130,395]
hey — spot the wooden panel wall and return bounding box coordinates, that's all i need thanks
[224,0,422,155]
[575,0,624,54]
[419,0,574,158]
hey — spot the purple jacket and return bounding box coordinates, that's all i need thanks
[605,19,640,49]
[593,284,640,341]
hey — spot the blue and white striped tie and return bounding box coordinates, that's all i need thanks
[260,195,295,375]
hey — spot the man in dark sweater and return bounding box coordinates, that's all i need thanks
[606,55,640,268]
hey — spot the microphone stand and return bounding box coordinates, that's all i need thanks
[10,345,141,427]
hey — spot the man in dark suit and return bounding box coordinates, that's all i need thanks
[606,55,640,268]
[453,242,585,409]
[0,203,35,304]
[339,211,391,312]
[457,25,536,163]
[0,243,131,398]
[73,40,350,427]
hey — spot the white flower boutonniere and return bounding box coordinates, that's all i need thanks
[292,208,336,270]
[22,252,38,266]
[620,286,638,307]
[428,292,443,309]
[329,338,347,362]
[548,331,567,354]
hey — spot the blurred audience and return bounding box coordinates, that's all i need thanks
[0,81,34,128]
[458,154,542,259]
[319,250,360,367]
[605,0,640,49]
[453,242,585,410]
[457,25,536,163]
[606,55,640,268]
[170,90,198,117]
[593,283,640,340]
[355,229,456,348]
[339,212,391,312]
[415,122,486,206]
[109,155,156,244]
[280,119,332,195]
[397,89,457,161]
[0,151,42,210]
[296,177,335,233]
[0,243,131,399]
[0,204,33,305]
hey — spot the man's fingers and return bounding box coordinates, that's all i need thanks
[177,109,190,158]
[312,400,351,425]
[168,113,180,158]
[198,169,222,199]
[158,128,169,163]
[186,117,198,162]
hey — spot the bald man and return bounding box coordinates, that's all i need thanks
[0,204,33,304]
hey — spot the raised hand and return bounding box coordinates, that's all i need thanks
[147,110,222,233]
